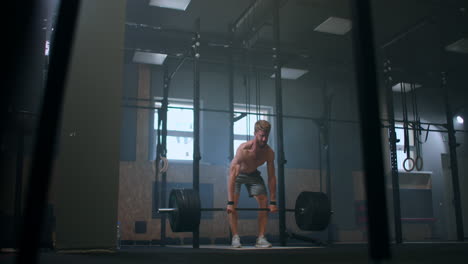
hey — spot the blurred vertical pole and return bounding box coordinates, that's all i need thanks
[272,0,287,246]
[383,57,403,244]
[14,130,25,247]
[437,2,464,242]
[350,0,391,261]
[442,72,464,241]
[16,1,81,263]
[6,0,47,250]
[192,17,201,249]
[2,0,36,131]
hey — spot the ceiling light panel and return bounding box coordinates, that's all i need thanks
[314,17,352,35]
[271,67,308,80]
[149,0,191,11]
[133,51,167,65]
[445,38,468,54]
[392,82,422,92]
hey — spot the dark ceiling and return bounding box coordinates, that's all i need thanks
[124,0,355,70]
[124,0,466,68]
[124,0,468,117]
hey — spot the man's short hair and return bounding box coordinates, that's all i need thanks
[254,120,271,135]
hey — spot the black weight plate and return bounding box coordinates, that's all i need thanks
[168,189,201,232]
[168,189,180,232]
[295,191,331,231]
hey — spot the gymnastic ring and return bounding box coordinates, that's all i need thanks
[403,157,415,172]
[415,156,423,171]
[159,156,169,173]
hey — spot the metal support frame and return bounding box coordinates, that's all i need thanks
[272,0,287,247]
[123,103,468,133]
[235,0,270,48]
[380,16,433,50]
[233,0,263,30]
[323,92,334,244]
[125,46,350,75]
[387,125,463,133]
[192,18,201,249]
[437,2,465,240]
[442,72,465,241]
[123,103,362,124]
[350,0,391,260]
[383,57,403,244]
[125,21,195,35]
[158,64,170,246]
[317,83,333,243]
[232,0,290,49]
[318,123,323,194]
[156,33,188,248]
[17,1,81,263]
[170,57,188,80]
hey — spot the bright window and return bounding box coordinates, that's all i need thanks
[154,99,194,160]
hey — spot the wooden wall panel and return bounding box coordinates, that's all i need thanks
[118,162,326,241]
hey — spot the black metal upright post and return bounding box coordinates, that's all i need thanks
[350,0,391,261]
[227,24,235,241]
[192,18,201,249]
[16,1,81,263]
[436,3,464,241]
[228,25,235,162]
[442,72,464,241]
[325,128,333,243]
[383,58,403,244]
[160,64,170,246]
[324,94,333,243]
[272,0,286,246]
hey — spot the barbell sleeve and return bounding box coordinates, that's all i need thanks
[158,208,178,213]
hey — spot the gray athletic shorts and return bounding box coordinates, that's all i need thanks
[235,170,267,197]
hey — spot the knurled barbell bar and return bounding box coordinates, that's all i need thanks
[157,189,332,232]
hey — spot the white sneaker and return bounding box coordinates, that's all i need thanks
[255,235,272,248]
[231,235,242,248]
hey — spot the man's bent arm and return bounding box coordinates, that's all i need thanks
[228,161,240,202]
[267,154,277,202]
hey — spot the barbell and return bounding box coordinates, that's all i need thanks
[157,189,332,232]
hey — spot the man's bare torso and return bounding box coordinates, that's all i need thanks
[235,141,273,174]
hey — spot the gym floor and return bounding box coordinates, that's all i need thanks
[2,243,468,264]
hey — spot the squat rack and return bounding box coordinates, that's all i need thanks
[138,0,466,253]
[150,0,289,248]
[377,3,466,244]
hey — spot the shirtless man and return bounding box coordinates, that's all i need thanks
[227,120,278,248]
